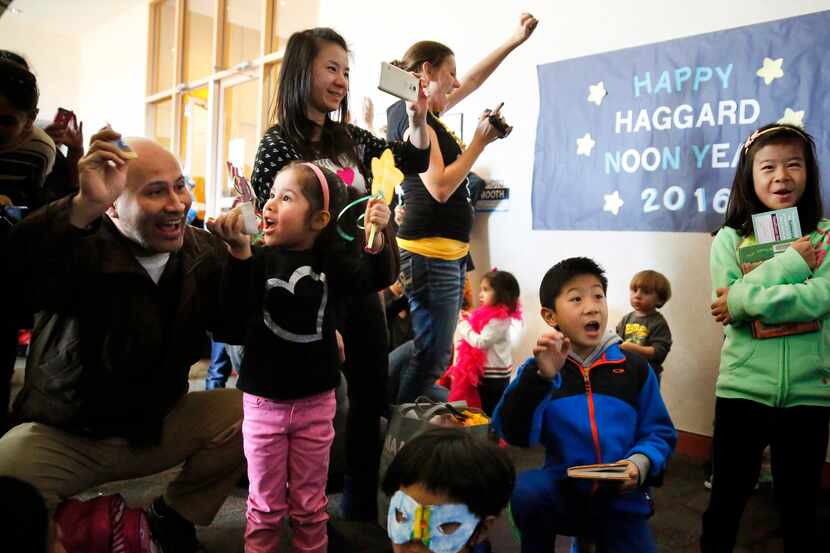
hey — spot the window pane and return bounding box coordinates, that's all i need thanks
[183,0,214,82]
[263,61,281,127]
[221,78,259,211]
[224,0,263,68]
[149,99,173,150]
[270,0,318,52]
[151,0,176,93]
[179,86,210,219]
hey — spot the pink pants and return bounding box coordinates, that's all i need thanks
[242,389,336,553]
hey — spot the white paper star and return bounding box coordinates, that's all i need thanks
[587,81,607,106]
[756,57,784,85]
[576,133,596,156]
[778,107,805,128]
[603,190,624,215]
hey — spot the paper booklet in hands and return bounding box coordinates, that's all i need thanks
[566,462,631,481]
[739,207,820,339]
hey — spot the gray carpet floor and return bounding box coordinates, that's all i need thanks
[10,359,830,552]
[80,440,826,553]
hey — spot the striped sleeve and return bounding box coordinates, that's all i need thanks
[0,128,57,210]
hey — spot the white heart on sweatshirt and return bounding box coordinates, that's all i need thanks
[262,266,327,343]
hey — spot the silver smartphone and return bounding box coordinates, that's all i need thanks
[378,61,419,102]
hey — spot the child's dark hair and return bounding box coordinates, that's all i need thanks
[481,269,520,312]
[272,28,364,173]
[278,162,359,251]
[722,123,822,236]
[539,257,608,310]
[381,428,516,520]
[0,476,50,552]
[0,58,39,114]
[630,270,672,308]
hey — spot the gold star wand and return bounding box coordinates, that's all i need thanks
[368,149,404,247]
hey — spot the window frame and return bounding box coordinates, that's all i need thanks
[145,0,298,217]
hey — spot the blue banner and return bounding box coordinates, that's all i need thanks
[531,11,830,232]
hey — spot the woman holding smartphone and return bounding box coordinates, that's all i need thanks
[249,27,431,522]
[387,13,538,403]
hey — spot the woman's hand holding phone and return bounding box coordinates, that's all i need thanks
[405,77,429,131]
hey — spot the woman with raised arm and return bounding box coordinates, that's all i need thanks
[387,13,538,403]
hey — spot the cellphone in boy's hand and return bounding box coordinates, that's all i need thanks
[53,108,76,130]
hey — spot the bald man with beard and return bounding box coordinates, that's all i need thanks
[0,127,243,553]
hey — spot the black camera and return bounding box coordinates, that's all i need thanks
[487,107,512,138]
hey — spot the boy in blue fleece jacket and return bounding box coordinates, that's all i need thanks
[494,257,676,553]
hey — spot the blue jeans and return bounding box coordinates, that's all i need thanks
[205,340,232,390]
[512,468,656,553]
[388,339,413,404]
[395,250,465,403]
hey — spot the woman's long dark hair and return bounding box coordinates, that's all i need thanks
[272,28,361,170]
[721,123,822,236]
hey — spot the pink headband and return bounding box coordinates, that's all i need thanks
[302,162,330,213]
[744,125,808,153]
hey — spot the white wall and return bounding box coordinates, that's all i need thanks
[0,0,149,136]
[0,19,82,123]
[319,0,830,440]
[76,2,150,137]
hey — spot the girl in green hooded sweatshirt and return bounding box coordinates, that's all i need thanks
[701,123,830,553]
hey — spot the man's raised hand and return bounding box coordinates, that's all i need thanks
[71,126,132,228]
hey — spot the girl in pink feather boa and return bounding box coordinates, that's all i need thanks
[439,270,522,415]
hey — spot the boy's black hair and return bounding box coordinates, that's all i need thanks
[0,476,50,553]
[539,257,608,310]
[381,428,516,520]
[481,269,521,312]
[722,123,822,236]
